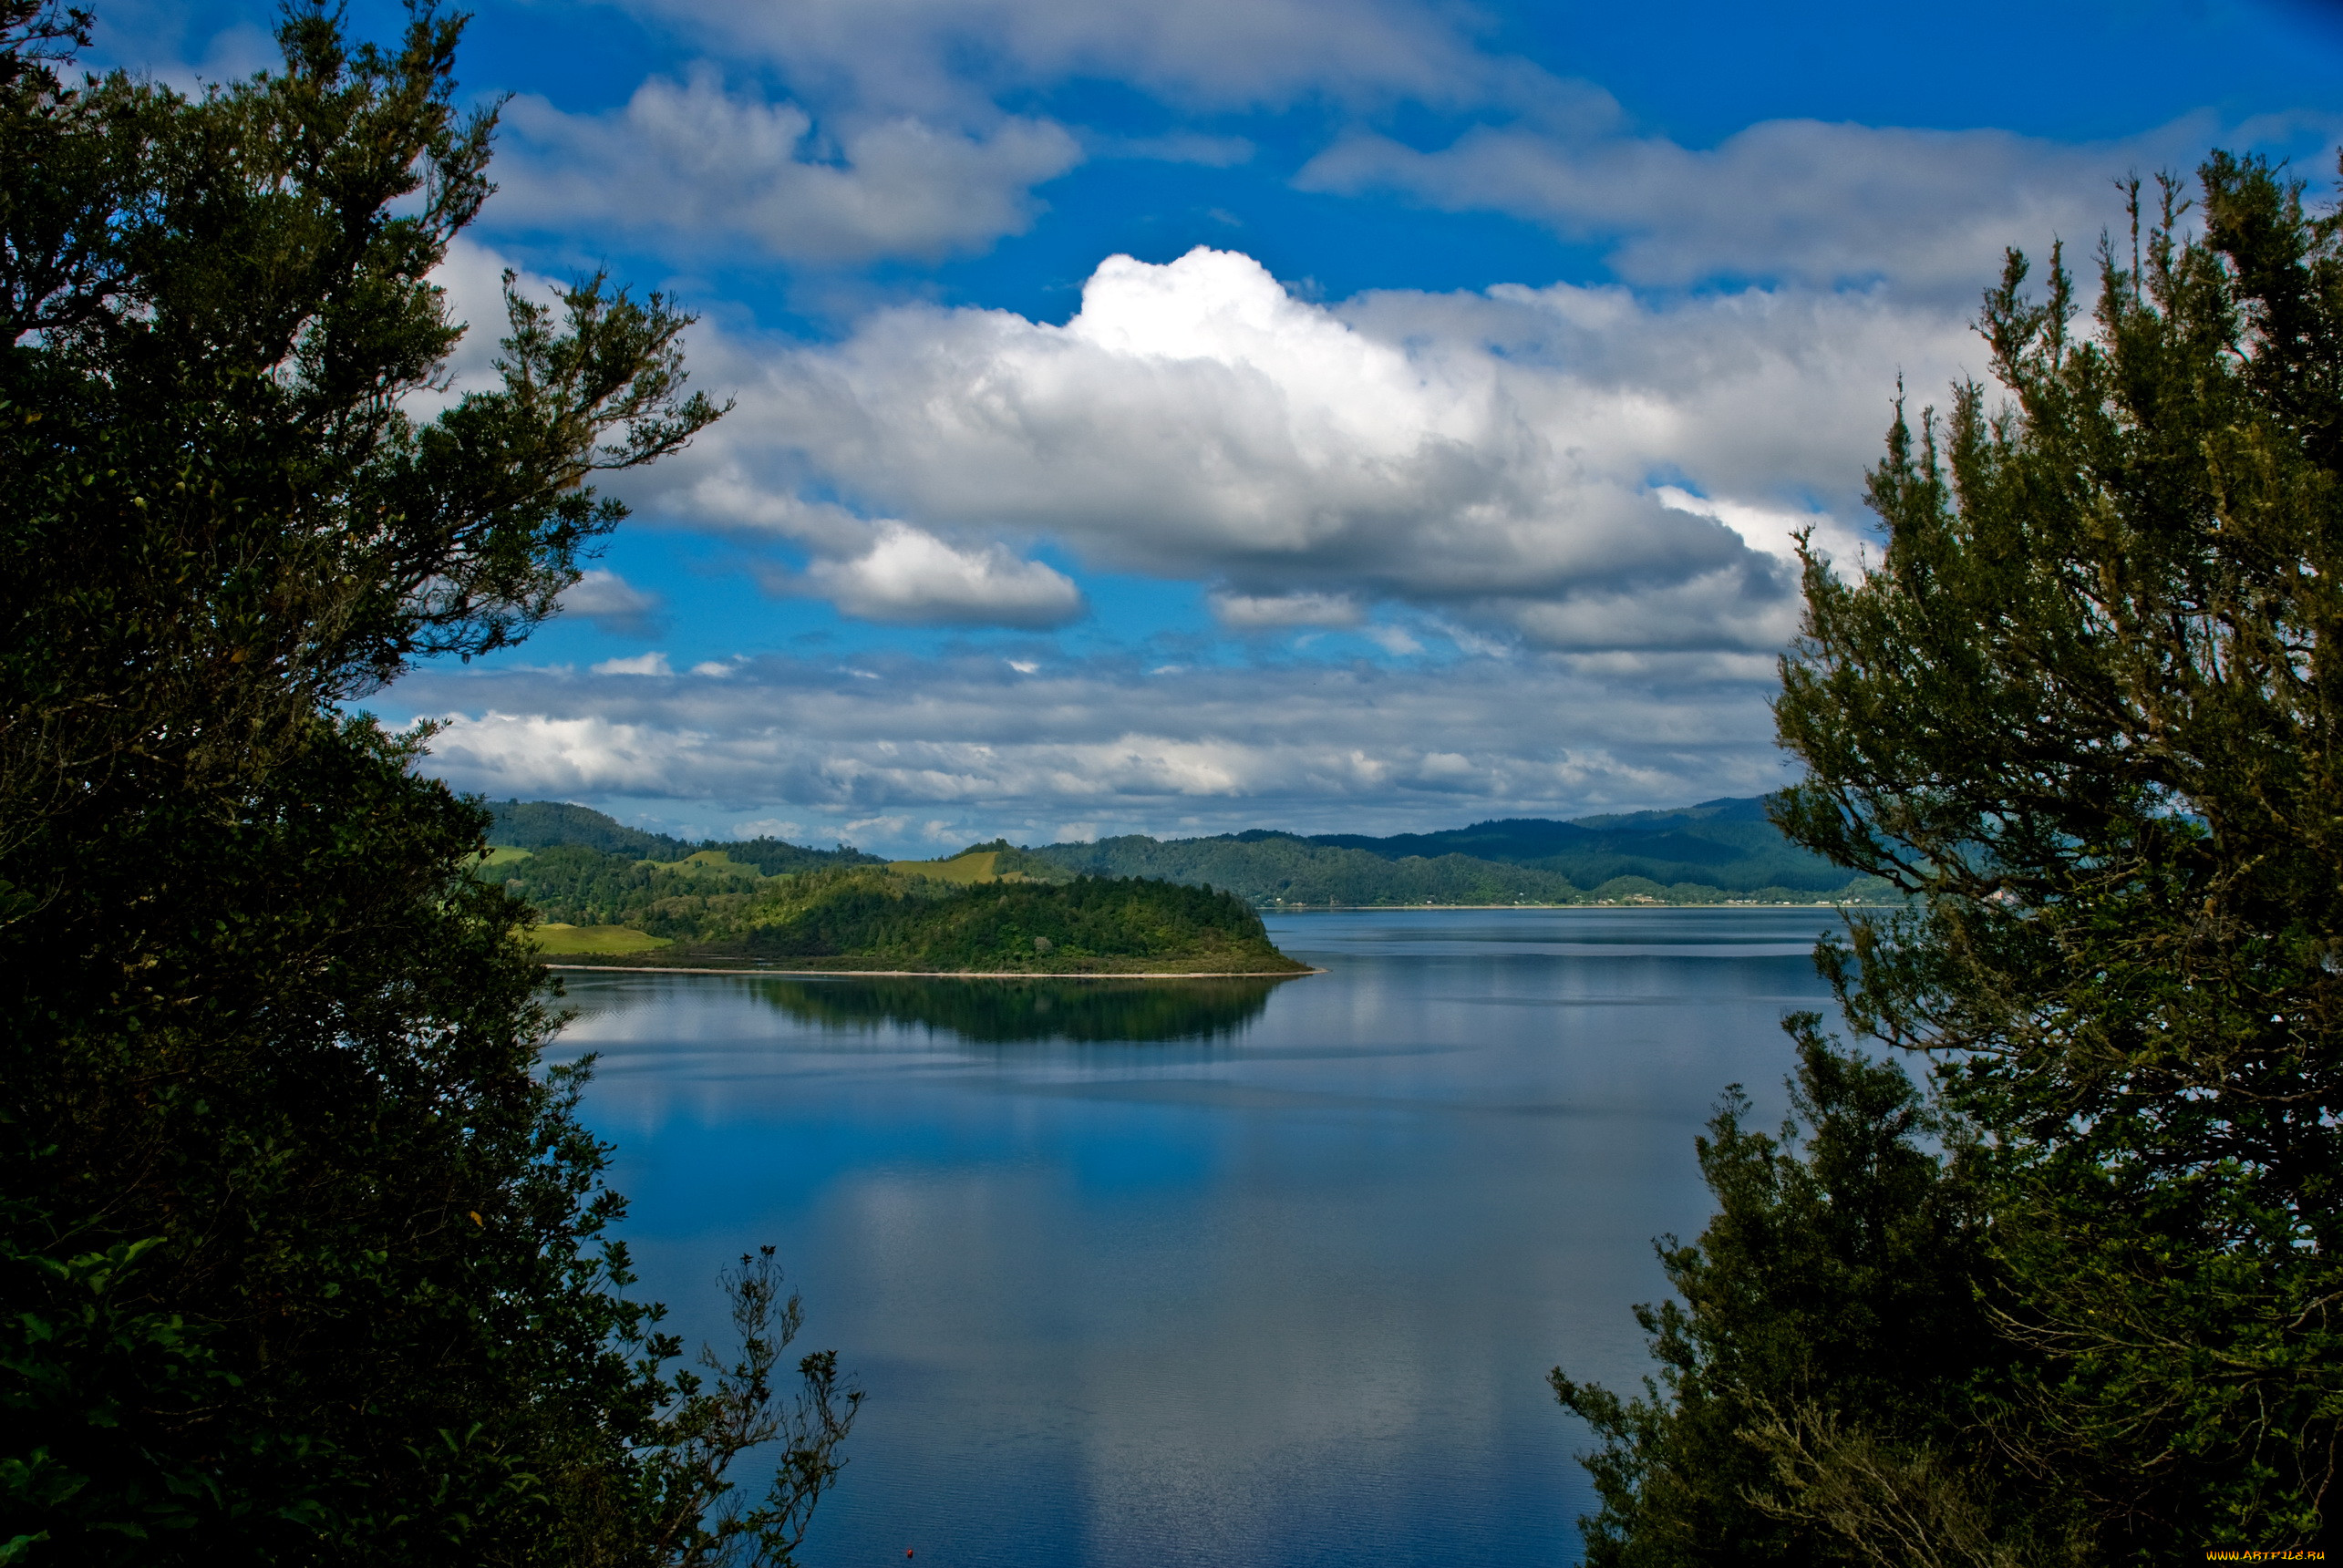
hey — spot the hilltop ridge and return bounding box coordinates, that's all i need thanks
[1019,797,1885,905]
[481,798,1889,908]
[485,799,884,874]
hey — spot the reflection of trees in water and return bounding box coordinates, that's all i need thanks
[744,976,1285,1043]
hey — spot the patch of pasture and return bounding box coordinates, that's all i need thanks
[529,923,672,954]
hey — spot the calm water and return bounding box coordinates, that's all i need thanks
[563,907,1844,1567]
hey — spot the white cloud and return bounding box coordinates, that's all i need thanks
[1295,113,2338,294]
[1655,486,1870,573]
[560,569,666,637]
[492,69,1081,263]
[591,651,675,676]
[635,245,1972,652]
[798,522,1087,626]
[392,648,1792,854]
[397,239,566,423]
[622,0,1572,119]
[1361,624,1424,656]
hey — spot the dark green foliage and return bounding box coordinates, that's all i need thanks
[1553,1021,2054,1567]
[1764,153,2343,1549]
[491,843,765,937]
[1564,151,2343,1562]
[0,7,853,1563]
[717,837,883,875]
[503,840,686,909]
[742,975,1282,1043]
[738,872,1304,972]
[5,724,857,1563]
[490,799,697,860]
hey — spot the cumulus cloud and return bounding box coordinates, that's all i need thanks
[492,69,1081,263]
[1654,487,1872,574]
[1295,113,2336,294]
[633,245,1977,652]
[795,522,1087,626]
[591,651,675,676]
[560,569,666,637]
[391,648,1791,854]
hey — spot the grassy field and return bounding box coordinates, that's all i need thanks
[890,851,999,882]
[528,923,671,954]
[888,851,1041,884]
[480,845,533,868]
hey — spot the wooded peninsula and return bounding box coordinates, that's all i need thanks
[482,804,1307,973]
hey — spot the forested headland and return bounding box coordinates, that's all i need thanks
[490,851,1306,975]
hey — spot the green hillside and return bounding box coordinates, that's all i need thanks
[484,799,883,873]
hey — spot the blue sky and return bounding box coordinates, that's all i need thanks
[109,0,2343,853]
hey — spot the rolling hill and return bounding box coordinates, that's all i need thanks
[1018,797,1889,904]
[484,799,883,874]
[480,797,1891,915]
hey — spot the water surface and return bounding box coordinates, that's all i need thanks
[565,907,1843,1567]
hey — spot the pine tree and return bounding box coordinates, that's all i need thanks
[0,5,854,1561]
[1561,151,2343,1563]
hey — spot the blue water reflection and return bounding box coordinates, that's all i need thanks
[563,907,1843,1567]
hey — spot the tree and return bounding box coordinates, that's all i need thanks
[1552,1020,2054,1567]
[1771,154,2343,1550]
[1559,151,2343,1562]
[0,5,854,1562]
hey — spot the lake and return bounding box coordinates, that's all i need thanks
[563,906,1846,1567]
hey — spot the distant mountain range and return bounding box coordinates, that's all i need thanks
[483,796,1891,907]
